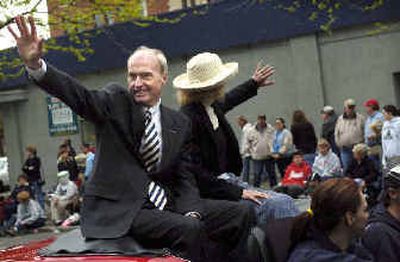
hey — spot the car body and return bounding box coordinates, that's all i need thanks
[0,235,186,262]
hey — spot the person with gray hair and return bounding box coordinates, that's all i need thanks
[9,16,255,261]
[346,143,379,205]
[335,99,366,173]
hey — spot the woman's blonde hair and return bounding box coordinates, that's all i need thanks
[317,138,330,148]
[176,85,225,106]
[352,143,368,157]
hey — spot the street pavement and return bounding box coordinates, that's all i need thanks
[0,226,75,250]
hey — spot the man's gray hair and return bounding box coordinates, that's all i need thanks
[128,46,168,75]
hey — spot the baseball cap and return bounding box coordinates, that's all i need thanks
[344,99,356,107]
[364,99,379,108]
[320,105,334,114]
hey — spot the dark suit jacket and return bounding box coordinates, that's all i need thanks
[35,65,203,239]
[180,79,258,201]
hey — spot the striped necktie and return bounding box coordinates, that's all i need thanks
[140,109,167,210]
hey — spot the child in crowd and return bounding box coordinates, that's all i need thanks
[274,151,312,198]
[13,190,46,234]
[2,175,33,230]
[312,138,342,179]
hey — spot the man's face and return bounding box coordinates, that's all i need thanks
[318,144,329,155]
[320,113,328,121]
[388,188,400,207]
[127,52,167,107]
[17,177,27,186]
[257,117,266,128]
[81,146,89,154]
[237,119,245,128]
[344,105,355,115]
[365,106,374,116]
[293,155,303,165]
[348,192,369,237]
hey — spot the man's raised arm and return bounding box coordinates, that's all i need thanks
[8,16,111,123]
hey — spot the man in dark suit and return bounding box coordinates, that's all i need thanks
[9,16,254,261]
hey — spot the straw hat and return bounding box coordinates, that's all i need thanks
[173,52,238,90]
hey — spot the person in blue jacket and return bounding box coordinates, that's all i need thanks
[362,165,400,262]
[288,178,373,262]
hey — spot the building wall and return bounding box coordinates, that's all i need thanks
[2,21,399,187]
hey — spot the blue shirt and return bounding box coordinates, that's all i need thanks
[84,152,95,179]
[364,111,384,145]
[273,130,284,153]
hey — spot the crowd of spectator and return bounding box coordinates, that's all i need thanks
[238,98,400,261]
[238,99,399,199]
[0,140,95,235]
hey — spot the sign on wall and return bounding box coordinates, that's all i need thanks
[47,96,79,136]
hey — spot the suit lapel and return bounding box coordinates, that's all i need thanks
[160,106,181,170]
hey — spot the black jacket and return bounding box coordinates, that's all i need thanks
[362,203,400,262]
[22,156,41,183]
[35,65,203,239]
[180,79,258,201]
[346,157,378,185]
[57,157,79,181]
[321,114,338,148]
[289,224,373,262]
[291,122,317,154]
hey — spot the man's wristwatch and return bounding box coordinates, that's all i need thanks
[184,211,202,220]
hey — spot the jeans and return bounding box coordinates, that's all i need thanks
[274,156,292,178]
[252,159,276,187]
[340,147,353,174]
[274,185,305,199]
[241,156,251,183]
[218,173,300,224]
[16,217,46,231]
[31,181,45,209]
[369,154,382,189]
[303,153,316,167]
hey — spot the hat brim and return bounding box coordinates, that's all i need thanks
[173,62,238,90]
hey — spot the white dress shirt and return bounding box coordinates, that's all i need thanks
[202,102,219,130]
[25,59,47,81]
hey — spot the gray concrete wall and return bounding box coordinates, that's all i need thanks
[319,23,400,110]
[2,21,399,188]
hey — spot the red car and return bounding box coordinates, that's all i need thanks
[0,229,186,262]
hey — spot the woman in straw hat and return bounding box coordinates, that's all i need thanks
[174,52,300,223]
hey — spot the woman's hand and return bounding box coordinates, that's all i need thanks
[242,189,270,205]
[252,62,275,87]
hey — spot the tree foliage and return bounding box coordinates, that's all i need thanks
[258,0,386,33]
[0,0,390,81]
[0,0,185,81]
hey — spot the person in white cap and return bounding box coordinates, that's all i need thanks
[335,99,366,173]
[50,170,79,225]
[174,52,300,223]
[320,105,339,155]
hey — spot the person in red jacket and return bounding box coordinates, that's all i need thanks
[274,151,312,198]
